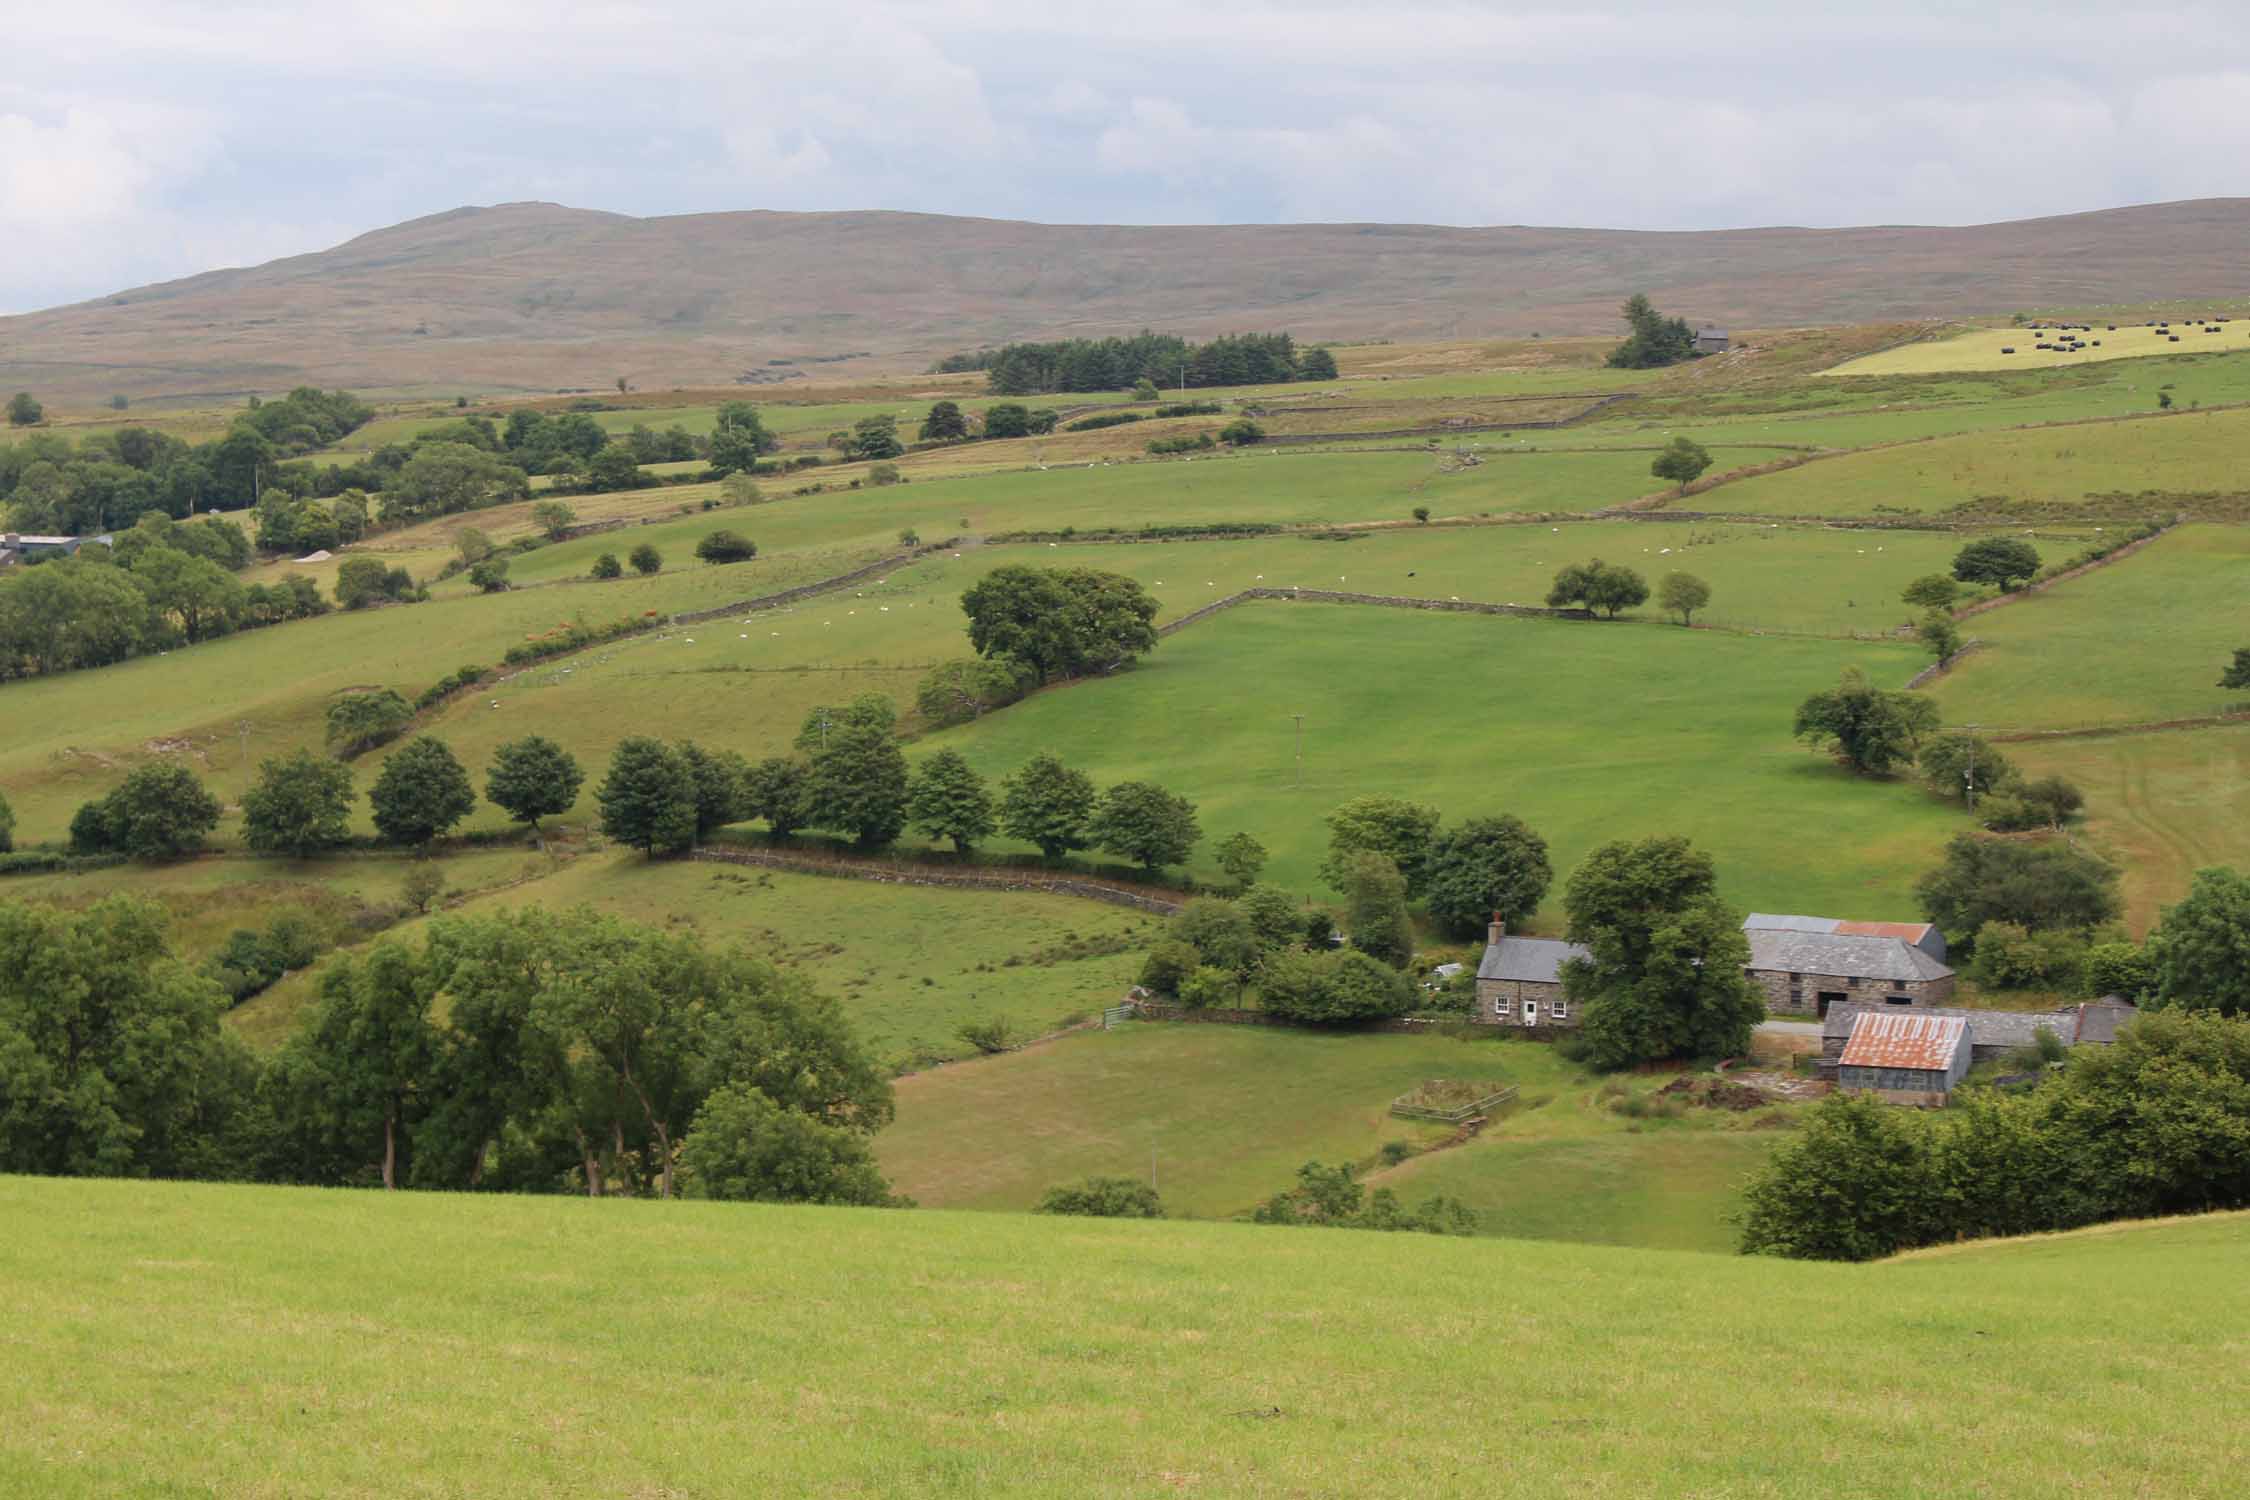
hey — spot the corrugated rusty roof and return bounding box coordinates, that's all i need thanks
[1835,920,1935,942]
[1839,1011,1968,1071]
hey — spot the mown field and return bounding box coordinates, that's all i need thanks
[3,1176,2243,1497]
[1827,318,2250,376]
[921,602,1961,914]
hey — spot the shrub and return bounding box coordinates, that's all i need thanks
[956,1017,1019,1055]
[1968,921,2086,991]
[501,614,660,666]
[414,663,488,711]
[1147,433,1218,455]
[590,552,623,579]
[1218,419,1265,445]
[866,462,902,486]
[629,543,662,575]
[1063,410,1145,432]
[694,530,757,565]
[1037,1177,1163,1218]
[1176,965,1236,1010]
[1138,939,1201,997]
[325,689,413,756]
[467,556,511,592]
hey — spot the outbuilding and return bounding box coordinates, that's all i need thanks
[1835,1011,1971,1105]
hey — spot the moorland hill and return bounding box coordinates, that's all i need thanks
[7,197,2250,399]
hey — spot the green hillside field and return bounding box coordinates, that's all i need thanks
[3,1176,2243,1497]
[919,601,1962,915]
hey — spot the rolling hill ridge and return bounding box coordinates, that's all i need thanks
[6,197,2250,399]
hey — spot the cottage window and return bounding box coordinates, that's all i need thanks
[1550,997,1568,1020]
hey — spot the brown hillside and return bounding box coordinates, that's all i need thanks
[5,198,2249,400]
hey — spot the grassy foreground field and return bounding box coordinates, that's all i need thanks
[3,1176,2244,1497]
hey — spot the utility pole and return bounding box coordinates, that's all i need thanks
[1962,724,1980,807]
[1291,713,1305,789]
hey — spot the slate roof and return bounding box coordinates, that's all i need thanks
[1839,1011,1969,1071]
[1477,935,1589,985]
[1745,929,1953,983]
[1823,1003,2071,1050]
[2073,998,2139,1045]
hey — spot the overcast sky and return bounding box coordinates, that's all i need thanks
[5,0,2249,313]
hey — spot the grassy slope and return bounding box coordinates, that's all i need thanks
[923,603,1959,914]
[1928,525,2250,730]
[1706,406,2250,517]
[881,1024,1779,1251]
[2,1176,2243,1497]
[2009,723,2250,932]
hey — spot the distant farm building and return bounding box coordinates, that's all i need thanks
[1741,914,1955,1016]
[1694,327,1730,354]
[1819,1002,2081,1080]
[0,532,93,568]
[1834,1011,1971,1105]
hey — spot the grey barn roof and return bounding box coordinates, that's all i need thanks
[1477,935,1589,985]
[1746,929,1953,983]
[1823,1002,2071,1050]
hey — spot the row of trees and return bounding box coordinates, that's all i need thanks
[0,896,900,1204]
[596,706,1207,872]
[939,331,1337,395]
[1741,1011,2250,1259]
[0,514,327,680]
[1,388,374,535]
[1543,557,1714,624]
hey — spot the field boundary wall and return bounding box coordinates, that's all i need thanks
[691,845,1187,914]
[1157,587,1584,638]
[1949,521,2181,621]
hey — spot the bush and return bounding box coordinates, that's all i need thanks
[1063,410,1145,432]
[414,663,488,711]
[325,688,414,756]
[467,556,510,592]
[590,552,623,579]
[694,530,757,565]
[956,1016,1019,1054]
[2082,941,2154,1000]
[1260,948,1417,1023]
[1176,965,1236,1010]
[866,462,902,486]
[1968,921,2086,991]
[501,613,661,666]
[1218,419,1265,445]
[1147,433,1218,455]
[629,543,662,575]
[1153,401,1222,418]
[1037,1177,1164,1218]
[1138,939,1201,997]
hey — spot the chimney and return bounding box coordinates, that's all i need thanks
[1487,912,1506,947]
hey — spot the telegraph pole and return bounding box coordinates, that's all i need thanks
[1291,714,1305,789]
[1962,724,1981,807]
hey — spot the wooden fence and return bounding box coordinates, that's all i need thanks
[1390,1084,1519,1124]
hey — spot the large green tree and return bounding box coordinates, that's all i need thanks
[1335,850,1413,968]
[1794,667,1939,775]
[1320,794,1440,896]
[675,741,750,840]
[241,750,355,858]
[1420,815,1553,938]
[917,401,970,442]
[1561,836,1762,1068]
[706,403,779,476]
[1089,781,1200,873]
[484,735,584,838]
[88,762,224,858]
[0,897,253,1178]
[2148,867,2250,1017]
[805,724,910,849]
[1650,437,1712,492]
[1000,753,1097,860]
[905,750,995,853]
[1545,559,1649,617]
[2221,647,2250,691]
[367,738,475,848]
[1916,833,2120,946]
[1259,949,1417,1023]
[741,756,812,837]
[1952,537,2042,590]
[681,1083,896,1204]
[596,737,696,856]
[960,565,1159,681]
[1605,294,1697,369]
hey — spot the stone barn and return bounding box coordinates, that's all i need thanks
[1694,327,1730,354]
[1473,918,1590,1029]
[1742,914,1955,1016]
[1835,1011,1972,1106]
[1820,1002,2074,1076]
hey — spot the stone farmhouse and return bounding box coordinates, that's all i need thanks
[1473,919,1589,1028]
[1742,913,1955,1017]
[1834,1010,1972,1105]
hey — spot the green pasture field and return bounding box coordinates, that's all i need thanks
[883,1025,1543,1217]
[0,548,885,843]
[459,852,1159,1067]
[4,1176,2244,1497]
[1827,318,2250,376]
[1927,525,2250,731]
[921,603,1960,913]
[1368,1086,1785,1252]
[2008,724,2250,934]
[1703,406,2250,517]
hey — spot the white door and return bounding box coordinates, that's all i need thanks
[1522,1000,1539,1026]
